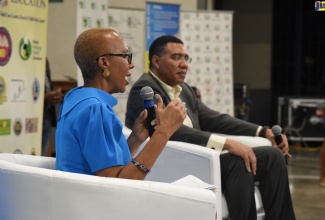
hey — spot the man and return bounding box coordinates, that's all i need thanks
[125,35,296,220]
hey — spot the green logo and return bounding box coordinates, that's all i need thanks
[0,119,10,135]
[19,37,32,60]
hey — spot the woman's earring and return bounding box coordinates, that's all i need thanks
[103,69,110,77]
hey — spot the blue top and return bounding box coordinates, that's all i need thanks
[55,87,131,175]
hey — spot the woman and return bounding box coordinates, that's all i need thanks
[55,28,187,180]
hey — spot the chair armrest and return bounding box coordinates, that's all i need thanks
[216,134,272,154]
[141,140,222,220]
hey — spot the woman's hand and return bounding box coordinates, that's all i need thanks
[154,95,187,137]
[131,109,149,144]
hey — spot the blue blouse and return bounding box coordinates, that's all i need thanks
[55,87,131,175]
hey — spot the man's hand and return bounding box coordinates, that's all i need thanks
[265,128,291,158]
[224,139,257,175]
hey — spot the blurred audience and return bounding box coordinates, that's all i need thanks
[42,58,64,156]
[316,107,325,187]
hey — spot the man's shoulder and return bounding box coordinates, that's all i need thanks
[131,73,156,89]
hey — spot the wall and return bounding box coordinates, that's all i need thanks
[47,0,197,81]
[222,0,273,125]
[47,0,78,81]
[223,0,272,90]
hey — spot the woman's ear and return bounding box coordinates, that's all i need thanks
[98,57,110,71]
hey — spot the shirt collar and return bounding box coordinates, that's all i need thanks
[150,71,182,99]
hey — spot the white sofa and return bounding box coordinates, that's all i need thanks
[0,153,217,220]
[123,126,272,220]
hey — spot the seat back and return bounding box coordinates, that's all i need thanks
[0,153,56,169]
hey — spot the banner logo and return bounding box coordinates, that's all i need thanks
[0,0,8,7]
[0,27,12,66]
[0,75,7,104]
[13,118,23,136]
[315,1,325,11]
[0,119,10,135]
[19,37,32,60]
[25,117,38,133]
[32,77,40,102]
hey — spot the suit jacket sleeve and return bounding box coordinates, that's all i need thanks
[125,73,260,148]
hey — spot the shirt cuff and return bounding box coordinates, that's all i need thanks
[256,126,262,137]
[206,134,227,153]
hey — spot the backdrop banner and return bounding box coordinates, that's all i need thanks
[108,8,145,122]
[145,2,180,72]
[76,0,109,86]
[106,8,234,123]
[0,1,49,155]
[181,11,234,116]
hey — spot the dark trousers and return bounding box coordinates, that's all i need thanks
[220,146,296,220]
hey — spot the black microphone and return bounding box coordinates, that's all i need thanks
[271,125,283,145]
[272,125,288,164]
[140,86,156,137]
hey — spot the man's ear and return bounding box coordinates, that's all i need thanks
[152,55,160,69]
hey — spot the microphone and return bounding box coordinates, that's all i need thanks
[140,86,156,137]
[271,125,283,145]
[272,125,288,164]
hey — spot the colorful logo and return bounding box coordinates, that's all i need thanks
[19,37,32,60]
[25,117,38,133]
[0,27,12,66]
[0,75,7,104]
[0,119,10,135]
[32,77,40,102]
[0,0,8,7]
[315,1,325,11]
[13,118,23,136]
[13,149,22,154]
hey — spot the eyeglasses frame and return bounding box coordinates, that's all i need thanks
[95,53,132,64]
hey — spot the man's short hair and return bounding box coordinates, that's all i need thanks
[148,35,184,69]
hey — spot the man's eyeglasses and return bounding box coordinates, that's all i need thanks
[96,53,132,65]
[171,54,192,63]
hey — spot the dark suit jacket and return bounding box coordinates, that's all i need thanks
[125,72,260,147]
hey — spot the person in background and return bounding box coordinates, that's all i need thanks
[125,35,296,220]
[191,86,201,102]
[55,28,186,180]
[315,106,325,187]
[42,58,64,156]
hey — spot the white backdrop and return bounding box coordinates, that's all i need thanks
[76,0,109,85]
[107,8,146,122]
[181,11,234,116]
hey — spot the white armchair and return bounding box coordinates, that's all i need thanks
[0,153,217,220]
[124,126,272,220]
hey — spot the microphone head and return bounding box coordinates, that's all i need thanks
[271,125,282,135]
[140,86,154,101]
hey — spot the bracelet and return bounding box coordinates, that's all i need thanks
[131,159,150,174]
[258,126,269,138]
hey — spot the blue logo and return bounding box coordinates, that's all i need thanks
[315,1,325,11]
